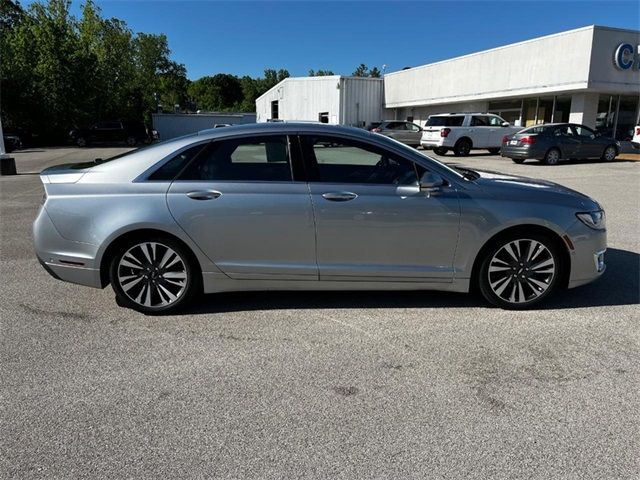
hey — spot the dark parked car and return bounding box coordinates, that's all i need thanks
[3,133,22,153]
[501,123,619,165]
[69,121,156,147]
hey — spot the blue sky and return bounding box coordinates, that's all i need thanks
[45,0,640,79]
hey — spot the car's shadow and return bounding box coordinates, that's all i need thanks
[181,248,639,315]
[520,158,637,166]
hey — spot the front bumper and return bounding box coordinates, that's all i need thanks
[565,220,607,289]
[33,207,103,288]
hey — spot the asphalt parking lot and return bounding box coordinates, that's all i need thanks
[1,146,639,479]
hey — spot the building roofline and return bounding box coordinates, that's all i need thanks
[385,25,638,78]
[255,75,383,102]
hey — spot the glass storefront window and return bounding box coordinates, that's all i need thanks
[553,96,571,123]
[596,95,615,137]
[523,99,538,127]
[596,94,640,140]
[616,96,639,141]
[537,97,554,124]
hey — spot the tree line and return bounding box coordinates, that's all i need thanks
[1,0,383,142]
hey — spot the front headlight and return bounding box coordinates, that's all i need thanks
[576,210,606,230]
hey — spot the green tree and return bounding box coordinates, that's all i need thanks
[369,66,381,78]
[188,74,243,111]
[1,0,188,141]
[352,64,382,78]
[308,69,335,76]
[352,63,369,77]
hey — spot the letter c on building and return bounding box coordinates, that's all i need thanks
[614,43,634,70]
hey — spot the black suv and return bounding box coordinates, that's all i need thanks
[69,121,155,147]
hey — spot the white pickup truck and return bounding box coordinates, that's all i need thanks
[421,113,522,156]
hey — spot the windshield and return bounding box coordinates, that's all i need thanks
[426,116,464,127]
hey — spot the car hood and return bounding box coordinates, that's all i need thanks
[471,169,601,210]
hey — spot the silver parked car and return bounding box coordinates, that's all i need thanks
[34,123,606,314]
[371,120,423,147]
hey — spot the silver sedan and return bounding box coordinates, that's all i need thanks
[34,123,607,313]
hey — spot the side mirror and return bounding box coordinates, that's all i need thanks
[419,171,445,192]
[501,122,510,127]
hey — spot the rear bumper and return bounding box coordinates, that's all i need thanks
[421,139,449,148]
[500,144,544,159]
[33,207,103,288]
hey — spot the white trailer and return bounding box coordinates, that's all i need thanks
[255,76,384,128]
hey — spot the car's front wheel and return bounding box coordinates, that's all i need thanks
[478,234,564,309]
[126,136,137,147]
[109,237,199,314]
[76,137,87,147]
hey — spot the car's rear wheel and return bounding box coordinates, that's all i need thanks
[602,145,617,161]
[109,237,199,314]
[478,234,563,309]
[511,158,525,164]
[126,136,137,147]
[433,147,448,156]
[488,148,500,155]
[453,138,472,157]
[76,137,87,147]
[543,148,560,165]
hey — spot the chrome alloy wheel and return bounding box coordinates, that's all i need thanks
[487,239,556,304]
[117,242,188,309]
[545,149,560,165]
[603,146,616,161]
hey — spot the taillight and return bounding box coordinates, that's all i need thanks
[520,136,536,145]
[372,128,381,133]
[502,136,509,144]
[440,128,451,138]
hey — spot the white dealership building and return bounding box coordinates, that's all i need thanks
[256,25,640,141]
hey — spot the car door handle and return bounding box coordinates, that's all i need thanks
[186,190,222,200]
[322,192,358,202]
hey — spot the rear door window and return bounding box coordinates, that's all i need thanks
[385,122,407,130]
[177,135,292,182]
[470,116,489,127]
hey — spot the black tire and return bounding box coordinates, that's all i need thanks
[478,233,564,309]
[511,158,526,164]
[601,145,617,162]
[125,136,137,147]
[543,148,561,165]
[433,147,448,156]
[453,138,472,157]
[76,137,87,147]
[109,236,201,314]
[488,148,500,155]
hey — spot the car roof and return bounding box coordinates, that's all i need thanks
[196,122,370,140]
[429,112,498,117]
